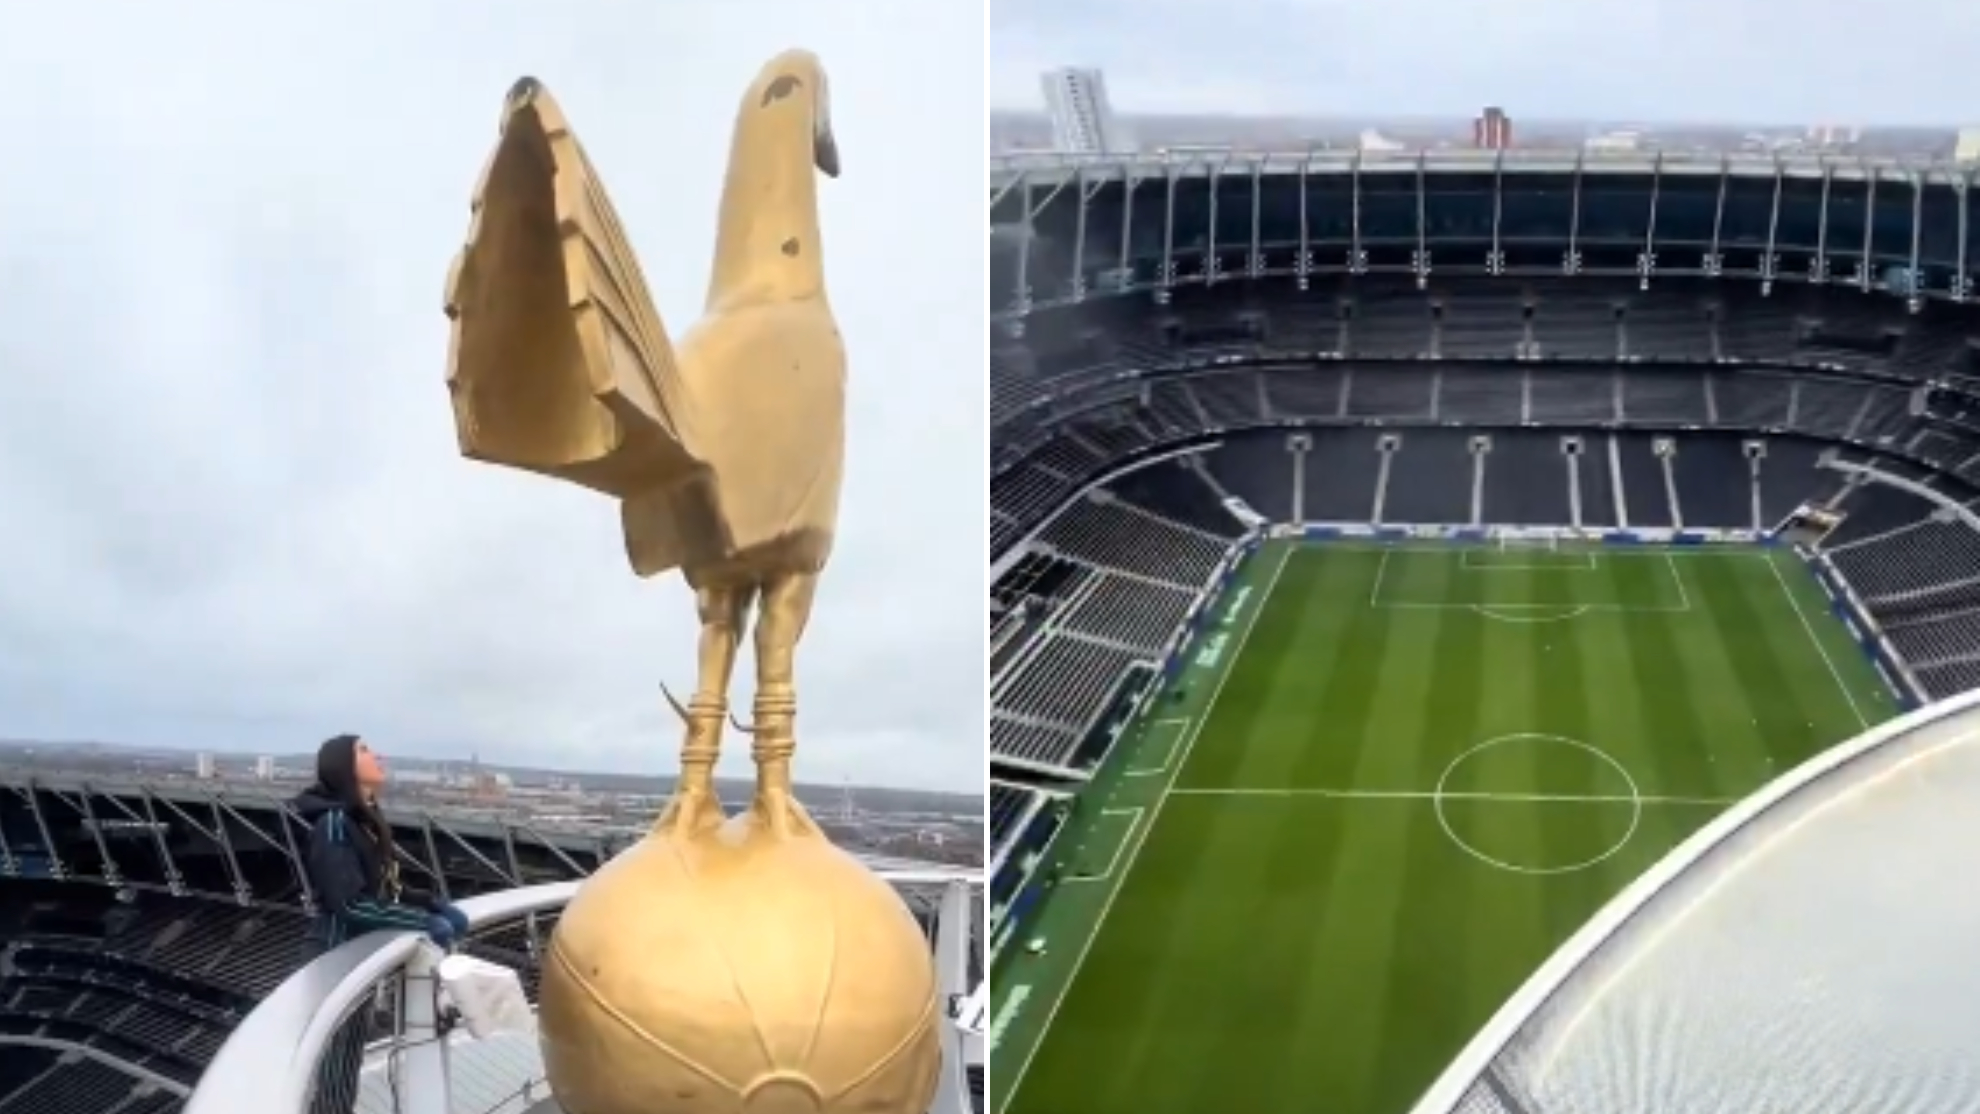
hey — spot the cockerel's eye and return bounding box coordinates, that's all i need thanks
[761,75,803,107]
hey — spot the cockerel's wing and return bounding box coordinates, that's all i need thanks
[444,78,701,499]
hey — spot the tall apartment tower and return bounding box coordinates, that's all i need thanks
[1474,106,1513,150]
[1041,67,1122,155]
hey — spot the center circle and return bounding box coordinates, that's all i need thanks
[1432,733,1642,875]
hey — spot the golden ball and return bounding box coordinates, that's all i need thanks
[537,814,941,1114]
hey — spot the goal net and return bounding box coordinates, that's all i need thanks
[1497,532,1558,552]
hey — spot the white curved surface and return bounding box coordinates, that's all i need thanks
[187,873,982,1114]
[1412,688,1980,1114]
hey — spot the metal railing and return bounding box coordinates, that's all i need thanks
[185,873,982,1114]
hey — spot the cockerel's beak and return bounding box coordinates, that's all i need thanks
[815,130,840,179]
[812,67,839,179]
[501,77,542,133]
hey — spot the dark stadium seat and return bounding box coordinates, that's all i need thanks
[1529,367,1618,424]
[1758,440,1840,525]
[1345,365,1436,418]
[1301,430,1383,522]
[1108,459,1241,537]
[1821,480,1936,548]
[1437,365,1524,424]
[0,1045,58,1106]
[1203,437,1296,522]
[1261,366,1345,419]
[1382,431,1476,524]
[1622,368,1710,424]
[1615,433,1674,528]
[989,784,1032,856]
[1575,436,1622,529]
[1481,433,1575,527]
[1040,495,1227,585]
[0,1057,148,1114]
[1669,436,1758,529]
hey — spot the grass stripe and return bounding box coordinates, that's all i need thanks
[1005,543,1887,1114]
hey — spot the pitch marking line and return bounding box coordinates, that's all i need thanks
[1765,551,1870,730]
[1064,808,1143,884]
[1002,544,1294,1112]
[1368,547,1695,620]
[1125,718,1191,777]
[1460,551,1600,571]
[1168,787,1738,806]
[1471,604,1590,623]
[1432,734,1644,875]
[1304,541,1776,560]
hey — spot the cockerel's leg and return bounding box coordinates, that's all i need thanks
[749,570,820,838]
[653,583,753,838]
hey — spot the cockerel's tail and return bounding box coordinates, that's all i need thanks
[444,77,700,499]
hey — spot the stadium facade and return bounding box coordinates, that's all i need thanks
[0,772,983,1114]
[990,148,1980,1113]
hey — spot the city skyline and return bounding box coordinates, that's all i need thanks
[0,3,985,794]
[992,0,1980,128]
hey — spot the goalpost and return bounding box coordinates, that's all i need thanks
[1496,527,1559,552]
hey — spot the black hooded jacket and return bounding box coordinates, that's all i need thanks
[293,737,430,947]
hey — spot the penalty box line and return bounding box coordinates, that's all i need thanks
[1124,717,1191,777]
[1369,550,1693,614]
[1459,550,1599,571]
[1062,807,1143,884]
[1169,787,1739,806]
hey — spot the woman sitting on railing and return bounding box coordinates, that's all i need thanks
[294,734,467,951]
[293,734,468,1113]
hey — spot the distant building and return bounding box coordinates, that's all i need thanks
[1957,128,1980,164]
[1584,130,1643,153]
[1804,123,1861,148]
[195,753,216,779]
[1473,106,1513,150]
[254,756,274,780]
[1041,67,1123,155]
[1358,129,1407,153]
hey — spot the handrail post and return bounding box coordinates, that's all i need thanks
[933,880,971,1006]
[929,879,976,1114]
[395,944,452,1114]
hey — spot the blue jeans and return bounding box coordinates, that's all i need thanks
[434,902,469,941]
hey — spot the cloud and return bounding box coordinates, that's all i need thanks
[993,0,1980,125]
[0,2,985,792]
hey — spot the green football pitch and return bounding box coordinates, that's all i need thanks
[992,540,1897,1114]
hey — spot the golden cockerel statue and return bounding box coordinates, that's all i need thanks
[443,49,844,840]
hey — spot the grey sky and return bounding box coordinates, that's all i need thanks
[0,3,984,792]
[994,0,1980,126]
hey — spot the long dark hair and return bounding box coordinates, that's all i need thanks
[315,733,400,897]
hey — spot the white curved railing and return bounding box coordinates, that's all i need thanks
[185,873,982,1114]
[1408,687,1980,1114]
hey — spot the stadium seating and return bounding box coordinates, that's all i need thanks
[994,276,1977,429]
[992,363,1957,558]
[989,783,1035,858]
[1814,477,1980,697]
[0,1052,176,1114]
[991,257,1980,782]
[0,883,293,1111]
